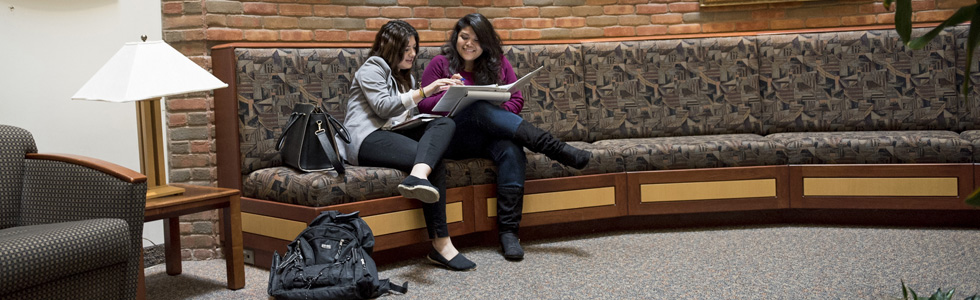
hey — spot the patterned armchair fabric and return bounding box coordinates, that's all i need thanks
[0,124,146,299]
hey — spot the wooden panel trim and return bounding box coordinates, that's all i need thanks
[26,153,146,183]
[487,187,616,217]
[474,174,627,229]
[212,47,243,191]
[640,179,777,202]
[211,22,943,51]
[790,164,975,210]
[627,166,790,216]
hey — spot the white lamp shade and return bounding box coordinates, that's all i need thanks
[72,40,228,102]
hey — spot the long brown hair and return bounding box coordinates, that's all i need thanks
[442,13,503,85]
[369,20,419,92]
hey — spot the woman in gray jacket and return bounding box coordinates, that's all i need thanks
[341,20,474,271]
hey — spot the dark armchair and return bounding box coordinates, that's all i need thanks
[0,124,146,299]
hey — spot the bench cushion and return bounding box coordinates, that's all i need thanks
[464,141,623,185]
[767,130,972,164]
[243,160,471,206]
[592,134,786,172]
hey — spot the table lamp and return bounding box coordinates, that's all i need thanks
[71,36,228,199]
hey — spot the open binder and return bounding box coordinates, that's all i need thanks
[432,66,544,117]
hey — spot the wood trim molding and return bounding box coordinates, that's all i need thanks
[790,164,975,210]
[26,153,146,183]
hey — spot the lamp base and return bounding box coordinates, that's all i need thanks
[147,185,185,199]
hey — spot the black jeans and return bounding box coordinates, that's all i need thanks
[358,117,455,239]
[444,101,527,234]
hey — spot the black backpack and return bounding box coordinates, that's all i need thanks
[268,211,408,299]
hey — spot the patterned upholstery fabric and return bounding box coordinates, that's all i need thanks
[954,26,980,131]
[235,48,369,175]
[758,28,961,134]
[244,160,471,206]
[960,130,980,161]
[593,134,786,172]
[583,37,762,141]
[0,219,129,296]
[0,125,34,230]
[0,124,145,299]
[767,131,972,164]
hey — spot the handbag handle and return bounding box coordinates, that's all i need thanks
[275,112,304,151]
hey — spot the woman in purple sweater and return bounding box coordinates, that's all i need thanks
[419,13,591,261]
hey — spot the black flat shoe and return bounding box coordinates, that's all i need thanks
[398,176,439,203]
[426,249,476,271]
[500,232,524,261]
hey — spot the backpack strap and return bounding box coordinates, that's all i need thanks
[378,279,408,295]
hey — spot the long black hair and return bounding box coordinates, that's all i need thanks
[369,20,419,93]
[443,13,503,85]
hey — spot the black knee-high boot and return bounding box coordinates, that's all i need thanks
[513,121,591,169]
[497,186,524,260]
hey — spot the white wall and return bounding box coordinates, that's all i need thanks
[0,0,165,247]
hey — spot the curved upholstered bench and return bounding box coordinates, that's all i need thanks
[212,24,980,269]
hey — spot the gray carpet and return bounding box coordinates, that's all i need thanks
[145,225,980,299]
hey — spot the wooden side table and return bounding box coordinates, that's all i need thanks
[137,184,245,299]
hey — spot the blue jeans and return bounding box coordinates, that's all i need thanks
[445,101,526,233]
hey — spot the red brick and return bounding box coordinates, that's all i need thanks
[314,5,347,17]
[586,0,616,5]
[511,29,541,40]
[227,15,262,28]
[496,29,510,40]
[938,0,974,9]
[244,29,278,41]
[263,16,299,29]
[405,18,430,30]
[636,4,668,15]
[555,17,586,28]
[172,154,209,168]
[280,30,313,41]
[431,18,458,30]
[510,7,539,18]
[381,7,413,18]
[703,22,735,33]
[315,29,348,42]
[771,19,805,30]
[636,25,668,36]
[280,4,312,16]
[841,15,876,26]
[168,113,188,127]
[418,30,448,42]
[915,10,956,22]
[651,13,683,24]
[365,18,390,29]
[164,15,204,30]
[493,0,522,7]
[243,2,277,15]
[493,18,523,29]
[414,7,445,18]
[877,13,895,24]
[603,5,634,15]
[667,24,701,34]
[911,0,935,11]
[805,17,840,28]
[162,2,183,14]
[668,2,699,13]
[190,141,211,153]
[603,26,635,37]
[524,18,553,28]
[205,28,243,41]
[735,20,768,31]
[167,98,208,111]
[447,7,478,18]
[400,0,428,5]
[349,31,378,42]
[349,6,380,17]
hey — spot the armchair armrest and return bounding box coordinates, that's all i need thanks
[25,153,146,184]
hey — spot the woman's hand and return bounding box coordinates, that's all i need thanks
[424,78,463,96]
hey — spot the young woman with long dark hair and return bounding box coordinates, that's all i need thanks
[418,13,592,261]
[342,20,474,271]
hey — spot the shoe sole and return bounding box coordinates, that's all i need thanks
[426,255,477,271]
[398,184,439,203]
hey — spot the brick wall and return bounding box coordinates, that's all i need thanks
[160,0,971,260]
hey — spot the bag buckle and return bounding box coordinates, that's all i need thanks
[315,120,326,134]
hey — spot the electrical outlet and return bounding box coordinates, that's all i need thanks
[243,249,255,265]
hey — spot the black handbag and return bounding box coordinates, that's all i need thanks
[276,103,351,173]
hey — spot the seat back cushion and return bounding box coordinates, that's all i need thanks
[0,125,36,229]
[758,27,961,134]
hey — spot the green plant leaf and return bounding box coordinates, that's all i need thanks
[904,281,911,300]
[945,288,955,300]
[894,0,913,44]
[907,4,977,49]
